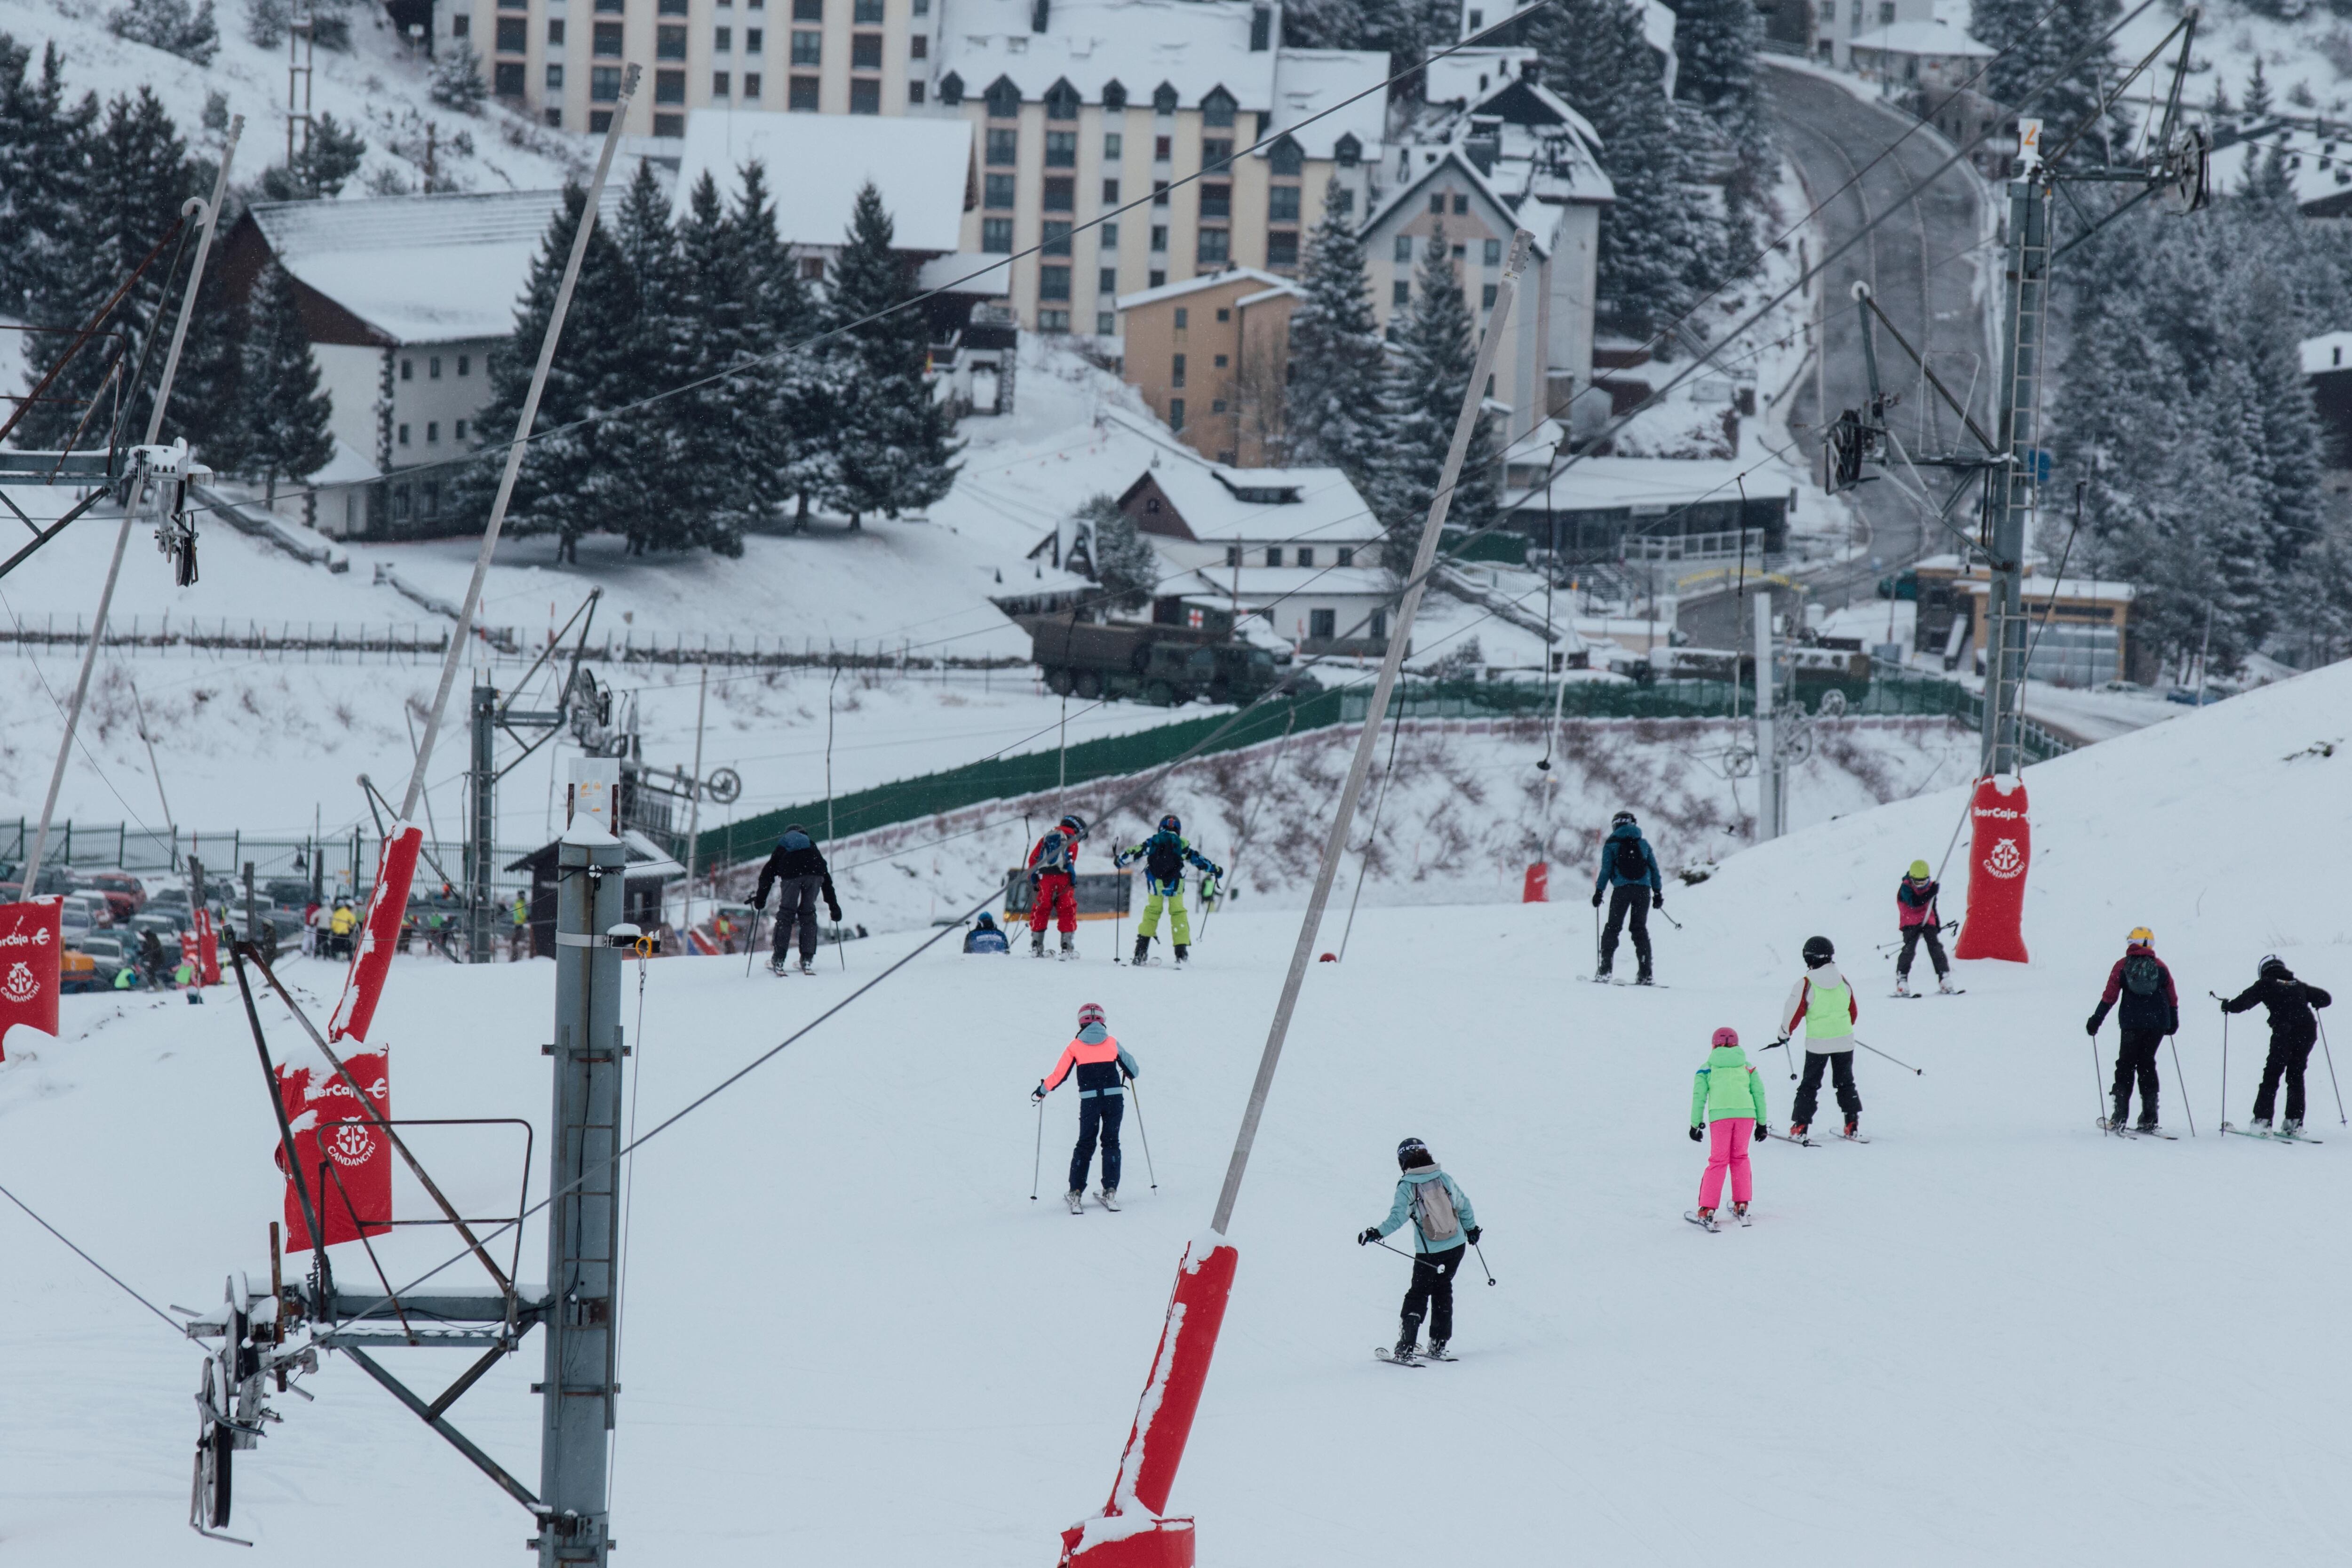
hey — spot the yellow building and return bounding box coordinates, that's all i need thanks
[1112,268,1298,466]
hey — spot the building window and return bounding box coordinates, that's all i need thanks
[594,22,623,54]
[1152,134,1171,160]
[1150,225,1167,251]
[1045,129,1077,167]
[1171,352,1185,387]
[1102,177,1120,203]
[937,70,962,103]
[1097,311,1116,334]
[1199,183,1230,218]
[1201,137,1232,171]
[421,480,442,518]
[495,16,526,51]
[1104,131,1122,158]
[655,68,686,102]
[746,25,763,49]
[1148,269,1165,287]
[854,0,881,16]
[1152,81,1177,113]
[1394,235,1413,263]
[657,24,687,57]
[1043,176,1074,211]
[654,111,685,134]
[801,256,825,279]
[794,0,821,16]
[429,355,443,379]
[426,420,440,442]
[849,77,879,111]
[392,485,411,521]
[1044,78,1080,119]
[1213,353,1227,367]
[455,419,469,440]
[909,32,926,56]
[714,70,731,94]
[1263,547,1281,566]
[982,217,1013,251]
[1169,397,1184,430]
[984,173,1015,207]
[1310,608,1335,639]
[1267,231,1298,268]
[1269,135,1303,176]
[1335,132,1360,167]
[1337,547,1354,567]
[986,127,1018,165]
[1224,544,1240,567]
[1200,86,1235,126]
[1100,221,1118,247]
[1039,309,1070,332]
[1174,307,1186,328]
[1197,228,1229,264]
[1152,180,1169,207]
[907,78,924,102]
[744,70,762,95]
[452,13,469,36]
[791,28,819,61]
[850,31,881,67]
[985,75,1021,117]
[1102,80,1126,110]
[660,0,686,11]
[458,355,470,375]
[715,25,731,49]
[1453,193,1468,214]
[1040,265,1071,300]
[1268,185,1299,223]
[1392,279,1409,305]
[1428,194,1444,215]
[398,423,412,445]
[1042,219,1072,255]
[547,62,564,88]
[495,60,525,94]
[1098,267,1116,292]
[401,358,414,380]
[590,108,612,130]
[1481,282,1498,308]
[789,74,818,108]
[595,0,620,10]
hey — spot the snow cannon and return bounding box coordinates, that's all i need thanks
[1056,1236,1238,1568]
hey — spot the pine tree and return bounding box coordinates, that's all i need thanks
[238,259,334,500]
[597,158,680,555]
[1971,0,2118,154]
[107,0,220,65]
[430,43,491,114]
[1073,492,1156,610]
[1283,177,1387,490]
[164,254,248,470]
[18,89,200,451]
[1369,231,1500,575]
[258,111,366,200]
[818,182,960,526]
[729,159,837,528]
[0,36,95,324]
[1672,0,1774,263]
[660,169,761,555]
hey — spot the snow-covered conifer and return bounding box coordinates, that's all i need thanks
[1369,231,1500,574]
[818,182,960,527]
[1284,177,1387,491]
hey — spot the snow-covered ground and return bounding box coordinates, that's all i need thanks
[4,653,2350,1565]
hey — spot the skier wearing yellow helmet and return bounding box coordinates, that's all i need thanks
[1893,859,1954,996]
[2087,926,2180,1134]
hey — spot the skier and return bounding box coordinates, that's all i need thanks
[326,899,358,960]
[2223,955,2335,1135]
[2085,926,2179,1133]
[1113,814,1223,967]
[1687,1026,1770,1230]
[1031,1001,1138,1212]
[963,911,1011,955]
[139,927,167,988]
[1893,859,1954,995]
[1356,1137,1479,1364]
[509,891,530,961]
[1779,935,1861,1138]
[752,824,842,976]
[1025,813,1089,960]
[1590,809,1662,984]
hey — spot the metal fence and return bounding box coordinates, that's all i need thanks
[0,822,532,901]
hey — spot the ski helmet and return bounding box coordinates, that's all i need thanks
[1077,1002,1106,1029]
[1395,1137,1432,1170]
[1802,935,1835,966]
[1160,814,1181,834]
[1060,813,1089,837]
[2127,926,2153,946]
[2259,954,2289,979]
[1711,1026,1740,1049]
[1907,860,1931,880]
[1612,810,1637,828]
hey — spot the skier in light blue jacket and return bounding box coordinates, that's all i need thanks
[1357,1137,1480,1362]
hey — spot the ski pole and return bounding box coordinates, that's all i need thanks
[1763,1035,1797,1080]
[2320,1014,2346,1125]
[1592,901,1601,977]
[742,910,763,977]
[2210,992,2231,1129]
[2089,1018,2112,1132]
[2167,1032,2196,1137]
[1125,1079,1158,1189]
[1653,904,1684,932]
[1473,1241,1495,1286]
[1363,1235,1417,1262]
[1030,1096,1044,1201]
[1851,1036,1923,1075]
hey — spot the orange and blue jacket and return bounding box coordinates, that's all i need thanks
[1040,1023,1139,1098]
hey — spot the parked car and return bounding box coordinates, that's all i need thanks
[57,893,107,933]
[82,870,146,910]
[73,880,138,923]
[129,910,185,940]
[0,863,79,897]
[67,933,131,987]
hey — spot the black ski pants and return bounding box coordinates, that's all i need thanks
[1792,1050,1860,1128]
[2254,1034,2316,1124]
[1068,1091,1124,1194]
[770,874,821,963]
[2111,1028,2162,1125]
[1599,884,1652,973]
[1401,1243,1467,1345]
[1896,923,1948,979]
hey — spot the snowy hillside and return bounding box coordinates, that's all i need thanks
[4,644,2349,1562]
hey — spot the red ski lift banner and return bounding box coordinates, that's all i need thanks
[191,902,221,984]
[1953,774,2030,963]
[274,1050,392,1249]
[330,825,422,1043]
[0,898,61,1059]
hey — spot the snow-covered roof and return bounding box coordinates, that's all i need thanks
[310,438,380,487]
[674,111,973,253]
[2302,330,2352,375]
[1131,456,1386,542]
[249,187,625,344]
[1423,48,1540,108]
[1500,455,1797,513]
[917,252,1014,296]
[1262,49,1390,163]
[1848,19,1995,55]
[936,0,1275,109]
[1170,565,1394,601]
[1955,576,2137,603]
[1115,266,1296,311]
[1362,145,1560,249]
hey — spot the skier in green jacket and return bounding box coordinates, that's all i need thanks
[1688,1026,1770,1231]
[1114,815,1222,967]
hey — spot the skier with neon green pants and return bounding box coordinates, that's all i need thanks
[1777,934,1862,1138]
[1114,815,1222,968]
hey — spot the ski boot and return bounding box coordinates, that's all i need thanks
[1031,932,1047,959]
[768,957,789,977]
[1788,1122,1809,1139]
[1132,933,1150,965]
[1095,1186,1120,1211]
[1391,1326,1420,1363]
[800,958,816,975]
[1424,1338,1455,1361]
[1688,1207,1718,1232]
[1938,976,1956,995]
[1635,965,1653,987]
[2284,1118,2304,1136]
[1064,1189,1085,1215]
[1060,931,1077,961]
[1173,943,1189,968]
[1843,1115,1859,1138]
[1594,963,1613,984]
[1732,1202,1752,1227]
[2250,1116,2274,1131]
[1894,974,1912,997]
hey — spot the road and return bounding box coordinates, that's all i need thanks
[1682,66,1995,650]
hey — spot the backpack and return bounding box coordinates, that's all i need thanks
[2122,953,2163,998]
[1409,1174,1462,1246]
[1613,834,1648,883]
[1145,834,1184,882]
[1036,830,1073,874]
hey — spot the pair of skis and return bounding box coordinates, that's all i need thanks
[1764,1127,1868,1146]
[1063,1187,1122,1213]
[2097,1118,2180,1140]
[1579,974,1665,987]
[1373,1345,1459,1366]
[1887,987,1965,999]
[2220,1122,2324,1145]
[1683,1208,1754,1231]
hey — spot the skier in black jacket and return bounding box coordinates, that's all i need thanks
[2224,956,2334,1134]
[1590,810,1662,984]
[2086,926,2180,1132]
[752,825,842,975]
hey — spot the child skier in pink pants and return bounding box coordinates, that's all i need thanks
[1687,1026,1769,1231]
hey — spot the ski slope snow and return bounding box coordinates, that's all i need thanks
[1,659,2349,1565]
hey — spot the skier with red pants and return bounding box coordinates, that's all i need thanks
[1688,1026,1769,1230]
[2086,926,2179,1133]
[1025,813,1089,959]
[2223,955,2333,1134]
[1032,1002,1138,1212]
[1893,859,1953,995]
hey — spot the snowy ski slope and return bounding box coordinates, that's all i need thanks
[0,658,2348,1564]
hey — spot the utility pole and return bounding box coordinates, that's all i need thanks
[467,679,498,963]
[537,826,627,1566]
[1753,603,1778,842]
[1980,149,2049,778]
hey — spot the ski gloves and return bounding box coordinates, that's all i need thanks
[1591,890,1604,908]
[1464,1226,1480,1245]
[1689,1124,1703,1142]
[2084,1014,2101,1036]
[1754,1124,1768,1143]
[1030,1082,1048,1104]
[1356,1227,1381,1246]
[826,898,843,923]
[1694,1123,1769,1142]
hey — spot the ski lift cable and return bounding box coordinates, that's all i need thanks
[0,1176,182,1334]
[0,584,170,843]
